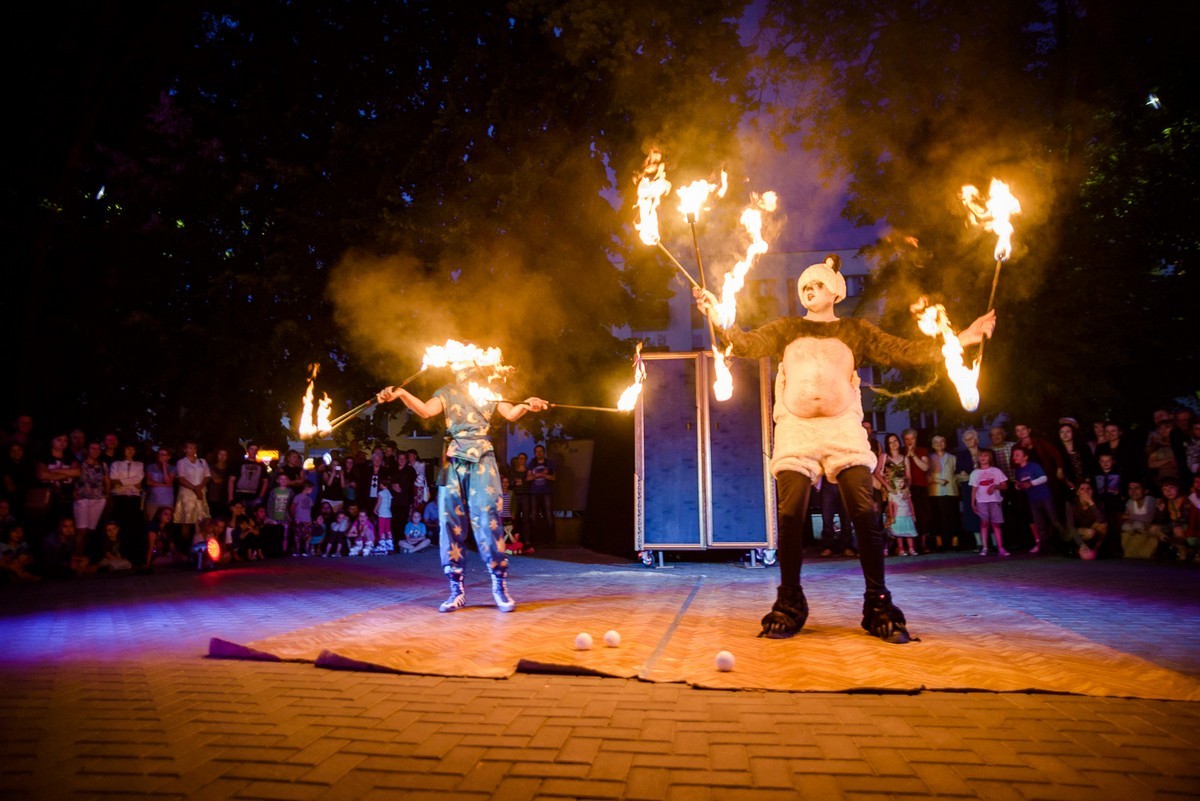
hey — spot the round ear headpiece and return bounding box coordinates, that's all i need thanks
[797,254,847,303]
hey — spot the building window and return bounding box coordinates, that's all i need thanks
[858,366,883,386]
[909,410,939,431]
[845,274,867,298]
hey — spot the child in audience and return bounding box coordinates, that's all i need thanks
[0,524,39,582]
[97,520,133,571]
[324,508,350,556]
[374,481,395,554]
[346,510,375,556]
[970,448,1010,557]
[290,482,315,557]
[1120,481,1161,558]
[267,473,292,553]
[398,508,432,553]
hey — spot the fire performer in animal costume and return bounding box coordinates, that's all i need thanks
[696,255,995,642]
[377,371,548,613]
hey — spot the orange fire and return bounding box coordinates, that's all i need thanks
[298,363,333,439]
[422,339,507,375]
[910,297,980,412]
[707,190,778,401]
[676,170,728,223]
[616,343,647,412]
[961,179,1021,262]
[466,381,503,407]
[634,149,671,246]
[711,346,735,402]
[712,191,778,329]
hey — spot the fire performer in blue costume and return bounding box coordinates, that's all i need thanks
[377,369,547,613]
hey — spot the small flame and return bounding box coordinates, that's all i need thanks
[616,343,647,412]
[422,339,508,375]
[676,171,726,223]
[298,363,319,439]
[713,191,777,329]
[961,179,1021,262]
[910,298,980,412]
[711,346,734,402]
[466,381,502,407]
[634,148,671,246]
[316,394,333,436]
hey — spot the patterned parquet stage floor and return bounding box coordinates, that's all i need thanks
[210,558,1200,701]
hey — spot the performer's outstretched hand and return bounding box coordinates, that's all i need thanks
[958,308,997,346]
[523,397,550,412]
[376,386,403,404]
[692,287,718,318]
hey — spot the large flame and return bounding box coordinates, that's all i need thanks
[315,394,332,436]
[633,149,671,246]
[422,339,507,375]
[298,380,316,439]
[711,346,734,402]
[676,170,727,223]
[616,342,647,412]
[298,363,334,439]
[712,191,778,329]
[961,179,1021,262]
[910,298,980,412]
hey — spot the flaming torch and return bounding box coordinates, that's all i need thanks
[707,190,778,402]
[676,171,733,399]
[676,171,728,292]
[961,179,1021,366]
[634,149,702,291]
[711,192,778,329]
[910,297,980,412]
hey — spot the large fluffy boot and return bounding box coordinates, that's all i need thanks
[490,574,516,613]
[759,585,809,639]
[861,591,915,644]
[438,574,466,613]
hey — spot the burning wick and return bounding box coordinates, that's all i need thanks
[910,298,980,412]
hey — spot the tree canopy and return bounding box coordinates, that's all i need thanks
[4,1,753,445]
[5,0,1195,448]
[754,0,1198,427]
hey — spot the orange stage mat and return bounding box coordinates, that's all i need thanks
[210,567,1200,701]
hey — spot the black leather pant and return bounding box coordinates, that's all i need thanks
[776,465,888,595]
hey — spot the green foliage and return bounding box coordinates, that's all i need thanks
[757,0,1198,428]
[3,1,753,444]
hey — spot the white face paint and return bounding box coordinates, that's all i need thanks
[800,281,836,314]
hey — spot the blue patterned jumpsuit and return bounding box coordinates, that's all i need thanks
[433,383,507,581]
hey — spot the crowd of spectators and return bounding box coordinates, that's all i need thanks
[0,416,460,581]
[3,406,1198,582]
[833,408,1200,562]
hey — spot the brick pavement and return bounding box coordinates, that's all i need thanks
[2,550,1199,799]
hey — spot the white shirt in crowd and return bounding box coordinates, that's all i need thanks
[109,459,145,497]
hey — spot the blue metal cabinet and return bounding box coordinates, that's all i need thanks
[635,352,777,555]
